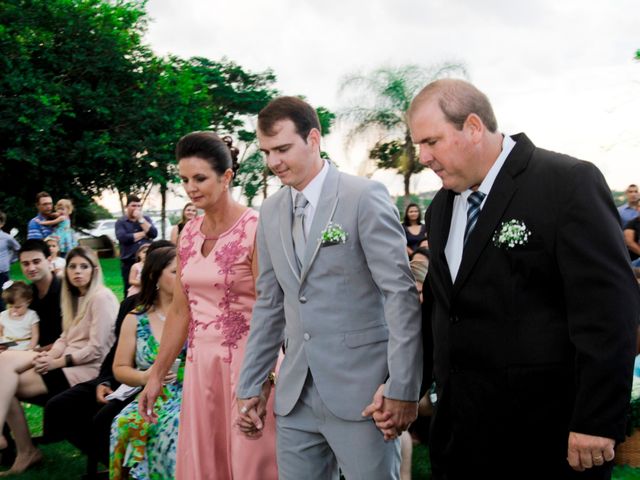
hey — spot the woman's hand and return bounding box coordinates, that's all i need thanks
[32,352,62,374]
[138,374,163,424]
[162,371,177,385]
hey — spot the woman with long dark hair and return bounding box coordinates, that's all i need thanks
[110,245,184,478]
[402,203,427,255]
[169,203,198,245]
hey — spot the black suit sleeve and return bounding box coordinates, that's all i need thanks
[420,204,435,398]
[557,162,640,441]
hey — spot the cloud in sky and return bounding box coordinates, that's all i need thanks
[143,0,640,193]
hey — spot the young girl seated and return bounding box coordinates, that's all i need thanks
[0,280,40,351]
[127,243,149,297]
[46,236,66,277]
[37,199,78,255]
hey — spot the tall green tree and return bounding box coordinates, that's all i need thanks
[0,0,278,234]
[116,56,277,234]
[0,0,153,231]
[338,63,466,198]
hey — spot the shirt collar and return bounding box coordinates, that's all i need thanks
[291,160,330,210]
[460,134,515,201]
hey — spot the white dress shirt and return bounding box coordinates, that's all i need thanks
[291,160,330,237]
[445,135,516,281]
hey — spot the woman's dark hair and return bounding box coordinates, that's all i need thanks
[178,202,196,233]
[403,203,422,226]
[175,131,240,177]
[137,246,176,313]
[135,243,150,262]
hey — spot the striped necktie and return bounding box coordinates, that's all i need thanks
[463,191,486,246]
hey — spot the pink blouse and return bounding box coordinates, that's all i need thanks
[48,287,119,386]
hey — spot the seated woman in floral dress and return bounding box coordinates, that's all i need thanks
[110,246,186,479]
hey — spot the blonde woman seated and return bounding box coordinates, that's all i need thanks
[0,246,118,475]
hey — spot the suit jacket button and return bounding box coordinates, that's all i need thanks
[303,333,310,341]
[299,296,307,303]
[450,315,459,323]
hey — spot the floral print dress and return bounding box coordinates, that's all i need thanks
[110,311,186,479]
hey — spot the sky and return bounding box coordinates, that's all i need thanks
[126,0,639,209]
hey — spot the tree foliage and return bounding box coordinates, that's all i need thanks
[338,63,466,197]
[0,0,278,234]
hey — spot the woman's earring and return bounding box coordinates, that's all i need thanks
[156,284,160,291]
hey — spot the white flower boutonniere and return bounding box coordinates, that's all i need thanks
[320,222,348,246]
[493,219,531,249]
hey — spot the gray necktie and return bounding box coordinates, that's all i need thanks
[463,191,486,246]
[292,192,309,269]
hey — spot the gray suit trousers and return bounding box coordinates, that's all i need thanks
[276,372,400,480]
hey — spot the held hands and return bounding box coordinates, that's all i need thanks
[567,432,615,471]
[362,384,418,441]
[236,380,273,439]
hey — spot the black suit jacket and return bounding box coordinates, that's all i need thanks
[423,134,640,478]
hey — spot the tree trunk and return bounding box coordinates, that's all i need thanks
[117,189,125,216]
[160,183,167,240]
[403,129,415,200]
[403,171,411,199]
[262,167,269,200]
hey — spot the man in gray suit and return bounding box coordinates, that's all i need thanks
[236,96,422,479]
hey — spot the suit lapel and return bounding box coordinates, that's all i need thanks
[278,189,301,283]
[299,165,340,285]
[430,190,456,293]
[451,133,534,297]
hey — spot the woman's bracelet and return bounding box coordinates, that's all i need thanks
[65,353,74,368]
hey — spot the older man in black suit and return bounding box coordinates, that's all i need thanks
[376,79,639,479]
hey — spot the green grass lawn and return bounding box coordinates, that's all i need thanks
[5,259,640,478]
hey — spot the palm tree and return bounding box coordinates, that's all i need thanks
[339,63,467,198]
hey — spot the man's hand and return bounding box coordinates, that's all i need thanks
[96,384,113,404]
[362,384,418,440]
[236,381,272,438]
[138,375,163,424]
[383,398,418,435]
[567,432,615,471]
[362,384,397,439]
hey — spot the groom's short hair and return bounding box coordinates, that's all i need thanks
[258,96,321,141]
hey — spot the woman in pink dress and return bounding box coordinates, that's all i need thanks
[138,132,278,479]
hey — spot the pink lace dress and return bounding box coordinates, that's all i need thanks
[175,210,278,480]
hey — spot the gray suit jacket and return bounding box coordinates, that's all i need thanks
[237,163,422,421]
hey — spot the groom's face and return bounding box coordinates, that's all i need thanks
[258,119,322,191]
[410,99,478,193]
